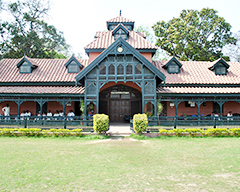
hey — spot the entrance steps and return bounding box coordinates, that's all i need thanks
[107,122,133,136]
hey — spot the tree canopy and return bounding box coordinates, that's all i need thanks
[223,31,240,62]
[0,0,69,59]
[152,8,237,61]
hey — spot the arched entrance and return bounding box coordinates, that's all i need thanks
[99,84,142,122]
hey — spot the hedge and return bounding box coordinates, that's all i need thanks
[159,128,240,137]
[133,114,148,134]
[93,114,109,134]
[0,128,82,137]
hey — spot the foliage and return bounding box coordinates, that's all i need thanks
[129,133,148,140]
[83,134,109,140]
[152,8,237,61]
[134,25,169,61]
[93,114,109,134]
[133,113,148,133]
[0,128,82,137]
[158,128,240,137]
[0,0,70,59]
[80,99,85,116]
[223,30,240,62]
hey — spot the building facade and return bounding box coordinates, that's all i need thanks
[1,14,240,122]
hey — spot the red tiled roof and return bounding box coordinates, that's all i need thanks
[0,86,84,94]
[106,15,134,23]
[157,86,240,94]
[0,58,89,82]
[85,31,157,50]
[153,60,240,85]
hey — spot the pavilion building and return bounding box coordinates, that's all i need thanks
[0,14,240,122]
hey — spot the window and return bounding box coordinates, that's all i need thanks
[168,64,179,73]
[117,64,124,75]
[19,62,31,73]
[215,65,226,75]
[126,64,132,74]
[100,64,106,75]
[135,64,142,74]
[68,61,79,73]
[109,64,115,75]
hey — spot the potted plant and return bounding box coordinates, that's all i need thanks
[157,100,163,125]
[80,99,85,125]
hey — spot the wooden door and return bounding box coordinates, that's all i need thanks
[109,100,130,122]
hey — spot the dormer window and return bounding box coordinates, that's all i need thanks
[162,57,182,74]
[168,63,179,73]
[209,58,229,75]
[20,62,31,73]
[16,56,38,74]
[65,55,83,73]
[68,61,79,73]
[215,64,226,75]
[112,24,129,40]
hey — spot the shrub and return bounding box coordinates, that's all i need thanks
[133,114,148,134]
[19,128,42,137]
[229,128,240,137]
[204,128,230,137]
[93,114,109,134]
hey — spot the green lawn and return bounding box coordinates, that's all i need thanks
[0,136,240,191]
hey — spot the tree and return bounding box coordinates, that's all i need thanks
[134,25,169,61]
[0,0,69,59]
[223,31,240,62]
[152,8,237,61]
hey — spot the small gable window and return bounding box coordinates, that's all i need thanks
[68,61,79,73]
[168,64,179,74]
[20,62,31,73]
[215,64,226,75]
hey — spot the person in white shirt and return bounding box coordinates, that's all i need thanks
[47,110,52,120]
[227,111,233,120]
[67,110,75,120]
[2,104,10,120]
[25,110,31,120]
[20,110,25,120]
[53,110,59,120]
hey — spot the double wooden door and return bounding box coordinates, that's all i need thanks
[109,100,130,122]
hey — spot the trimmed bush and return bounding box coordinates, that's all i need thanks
[133,113,148,134]
[93,114,109,134]
[0,128,82,137]
[158,128,240,137]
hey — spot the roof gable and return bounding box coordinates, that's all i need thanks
[64,55,83,69]
[209,58,230,71]
[112,23,129,35]
[76,37,165,83]
[16,56,37,68]
[162,57,182,69]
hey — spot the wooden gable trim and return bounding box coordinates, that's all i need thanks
[64,55,83,69]
[112,23,129,35]
[162,56,182,69]
[208,58,230,71]
[75,37,166,83]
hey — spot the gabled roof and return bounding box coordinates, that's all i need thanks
[112,23,129,36]
[106,15,135,31]
[77,37,165,83]
[64,55,83,69]
[106,15,134,23]
[162,56,182,69]
[0,58,88,83]
[208,58,230,71]
[153,60,240,85]
[16,56,38,68]
[85,30,157,54]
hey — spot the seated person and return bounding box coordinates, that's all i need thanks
[20,110,25,120]
[25,110,31,120]
[53,110,59,120]
[67,110,75,120]
[47,110,52,120]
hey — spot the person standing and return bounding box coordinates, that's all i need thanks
[2,104,10,120]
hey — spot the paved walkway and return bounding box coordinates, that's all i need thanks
[107,122,133,135]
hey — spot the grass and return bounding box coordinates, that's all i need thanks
[0,136,240,191]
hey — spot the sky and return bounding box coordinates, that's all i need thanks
[7,0,240,58]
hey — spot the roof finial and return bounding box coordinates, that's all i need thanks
[120,10,121,16]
